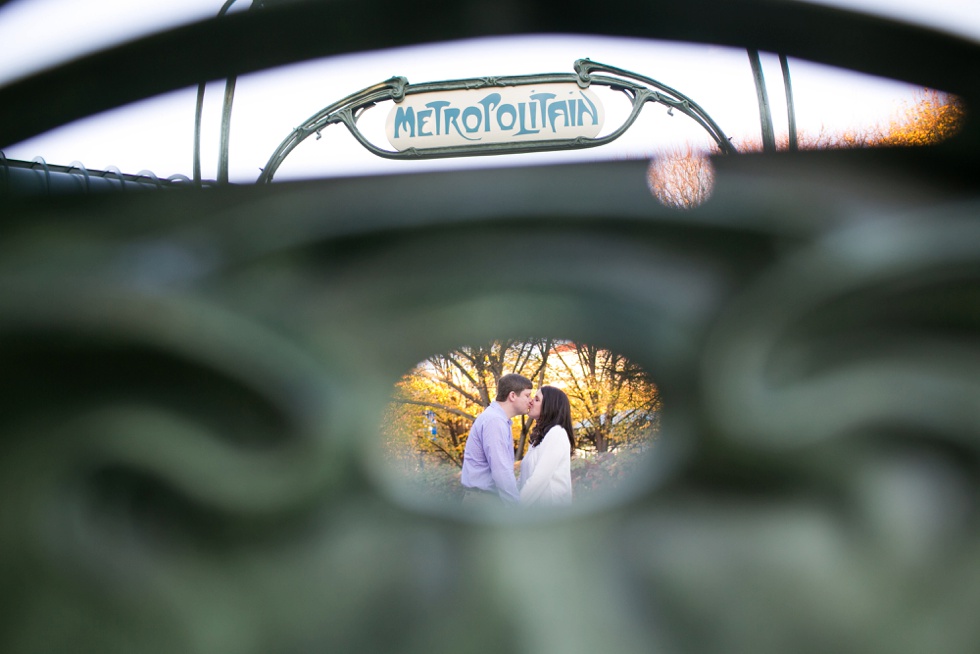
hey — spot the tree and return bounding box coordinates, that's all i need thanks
[648,89,965,211]
[384,339,552,468]
[382,340,661,501]
[646,145,716,209]
[546,342,660,454]
[773,88,963,151]
[384,340,660,461]
[877,88,965,147]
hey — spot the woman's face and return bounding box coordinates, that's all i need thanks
[528,390,543,420]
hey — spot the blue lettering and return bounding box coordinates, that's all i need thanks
[417,109,434,137]
[462,106,482,133]
[576,92,600,126]
[426,100,450,135]
[548,100,570,132]
[496,103,517,130]
[531,93,555,128]
[392,88,598,145]
[478,93,501,133]
[393,106,415,138]
[516,102,540,136]
[445,108,479,141]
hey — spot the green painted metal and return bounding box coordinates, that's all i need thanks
[5,4,979,654]
[193,0,247,187]
[256,59,737,183]
[780,54,798,152]
[747,48,776,152]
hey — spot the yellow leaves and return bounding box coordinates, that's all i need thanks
[383,342,661,463]
[738,88,964,153]
[878,89,965,147]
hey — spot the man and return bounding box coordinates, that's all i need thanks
[460,373,533,505]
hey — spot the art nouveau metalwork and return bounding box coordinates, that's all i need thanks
[1,2,978,654]
[257,59,736,183]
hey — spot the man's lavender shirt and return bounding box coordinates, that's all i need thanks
[460,401,520,503]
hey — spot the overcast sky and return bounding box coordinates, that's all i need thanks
[1,0,975,183]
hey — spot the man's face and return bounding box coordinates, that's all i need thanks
[514,388,533,415]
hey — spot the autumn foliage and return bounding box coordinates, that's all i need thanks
[380,340,660,501]
[877,88,965,147]
[647,89,965,209]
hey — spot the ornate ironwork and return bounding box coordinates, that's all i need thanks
[257,59,736,183]
[2,2,979,654]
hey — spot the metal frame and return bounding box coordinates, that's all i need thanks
[257,59,737,184]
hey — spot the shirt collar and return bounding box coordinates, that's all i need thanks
[489,401,510,420]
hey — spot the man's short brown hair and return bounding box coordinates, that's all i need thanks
[495,373,533,402]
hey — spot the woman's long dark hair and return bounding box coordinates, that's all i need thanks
[528,385,575,450]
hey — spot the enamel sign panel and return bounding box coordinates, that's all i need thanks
[385,83,605,151]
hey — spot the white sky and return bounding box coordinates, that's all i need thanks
[1,0,976,183]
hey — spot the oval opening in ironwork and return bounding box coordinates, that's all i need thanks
[374,339,662,515]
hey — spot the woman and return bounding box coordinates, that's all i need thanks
[518,385,574,505]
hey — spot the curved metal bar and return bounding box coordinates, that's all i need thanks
[217,75,238,184]
[780,54,798,151]
[193,83,206,186]
[1,150,10,195]
[257,59,737,183]
[574,60,737,154]
[257,77,409,183]
[747,49,776,152]
[193,0,245,187]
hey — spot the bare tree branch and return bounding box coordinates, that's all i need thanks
[395,398,478,422]
[419,370,484,408]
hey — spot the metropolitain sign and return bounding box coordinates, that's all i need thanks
[385,83,605,151]
[258,60,738,183]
